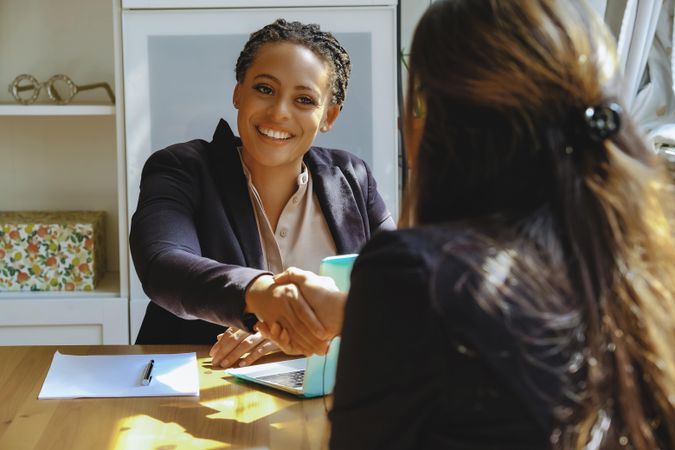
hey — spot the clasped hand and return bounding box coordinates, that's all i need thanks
[210,267,347,368]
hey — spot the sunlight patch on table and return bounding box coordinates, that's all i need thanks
[197,356,232,390]
[201,390,293,424]
[110,414,229,450]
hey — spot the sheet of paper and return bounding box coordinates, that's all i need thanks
[38,351,199,399]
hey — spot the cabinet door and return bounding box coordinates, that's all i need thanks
[122,7,398,336]
[0,297,128,345]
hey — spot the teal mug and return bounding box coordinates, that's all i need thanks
[304,254,358,397]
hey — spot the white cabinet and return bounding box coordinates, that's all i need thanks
[0,0,129,345]
[0,275,127,345]
[120,1,399,342]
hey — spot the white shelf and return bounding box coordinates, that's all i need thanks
[0,0,127,345]
[0,104,115,116]
[0,271,120,300]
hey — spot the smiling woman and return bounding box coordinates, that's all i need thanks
[128,19,394,367]
[233,41,341,226]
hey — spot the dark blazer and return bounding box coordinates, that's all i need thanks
[330,226,567,449]
[130,119,394,344]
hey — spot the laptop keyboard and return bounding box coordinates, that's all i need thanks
[257,370,305,389]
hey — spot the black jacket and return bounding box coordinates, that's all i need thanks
[331,226,564,449]
[130,119,394,344]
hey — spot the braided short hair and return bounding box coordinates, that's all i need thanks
[235,19,351,107]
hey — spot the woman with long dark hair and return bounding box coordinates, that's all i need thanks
[322,1,675,448]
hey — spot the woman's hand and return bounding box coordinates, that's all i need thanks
[273,267,347,338]
[257,268,347,354]
[209,328,280,368]
[256,321,307,356]
[245,274,331,354]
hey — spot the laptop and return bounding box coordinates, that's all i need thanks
[226,254,357,398]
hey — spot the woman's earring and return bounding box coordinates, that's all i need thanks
[320,125,328,132]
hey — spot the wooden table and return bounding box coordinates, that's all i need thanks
[0,345,331,450]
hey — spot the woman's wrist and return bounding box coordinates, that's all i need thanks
[244,274,274,315]
[332,291,348,335]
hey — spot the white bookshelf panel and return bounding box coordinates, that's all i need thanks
[0,296,129,345]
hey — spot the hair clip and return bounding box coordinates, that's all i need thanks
[583,102,622,142]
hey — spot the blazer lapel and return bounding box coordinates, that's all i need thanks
[308,155,367,255]
[208,119,264,269]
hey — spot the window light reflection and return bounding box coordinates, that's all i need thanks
[483,250,514,293]
[110,414,229,450]
[154,360,200,395]
[201,390,294,424]
[197,356,230,390]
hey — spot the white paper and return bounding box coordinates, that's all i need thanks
[38,351,200,399]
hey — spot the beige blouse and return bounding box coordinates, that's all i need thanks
[238,149,336,274]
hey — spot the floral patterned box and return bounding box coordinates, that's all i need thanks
[0,211,106,291]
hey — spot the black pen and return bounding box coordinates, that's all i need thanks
[141,359,154,386]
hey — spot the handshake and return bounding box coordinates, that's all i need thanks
[210,267,347,368]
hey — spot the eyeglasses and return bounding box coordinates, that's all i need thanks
[8,74,115,105]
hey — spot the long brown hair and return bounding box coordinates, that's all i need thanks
[405,1,675,448]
